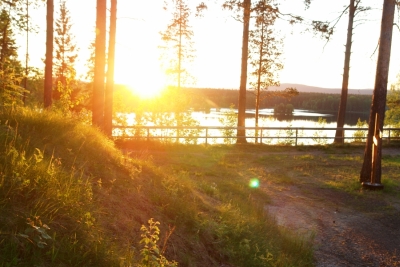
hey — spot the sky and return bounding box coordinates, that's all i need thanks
[17,0,400,94]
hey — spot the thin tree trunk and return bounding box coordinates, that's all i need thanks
[255,86,260,143]
[255,19,264,144]
[178,2,182,90]
[334,0,355,144]
[23,0,28,105]
[92,0,107,129]
[44,0,53,109]
[104,0,117,137]
[360,0,395,183]
[237,0,251,144]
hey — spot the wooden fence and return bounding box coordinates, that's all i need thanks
[112,126,400,146]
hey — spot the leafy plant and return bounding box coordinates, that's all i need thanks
[312,117,328,145]
[218,104,237,144]
[18,217,52,249]
[353,118,367,142]
[138,218,178,267]
[284,123,296,146]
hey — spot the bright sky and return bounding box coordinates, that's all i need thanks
[18,0,400,93]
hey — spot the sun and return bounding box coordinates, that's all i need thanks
[127,77,166,99]
[116,65,168,99]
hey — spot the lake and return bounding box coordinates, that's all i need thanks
[116,109,370,145]
[193,108,369,128]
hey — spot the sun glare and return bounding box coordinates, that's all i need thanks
[117,66,167,99]
[128,79,166,99]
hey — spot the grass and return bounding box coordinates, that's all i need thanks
[1,108,400,266]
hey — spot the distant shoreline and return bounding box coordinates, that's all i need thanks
[181,83,374,95]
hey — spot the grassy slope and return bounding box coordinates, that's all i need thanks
[0,109,314,266]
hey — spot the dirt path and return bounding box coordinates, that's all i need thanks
[263,148,400,267]
[127,145,400,266]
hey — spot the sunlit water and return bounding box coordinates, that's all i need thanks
[116,109,366,145]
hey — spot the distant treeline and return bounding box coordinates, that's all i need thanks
[184,88,372,114]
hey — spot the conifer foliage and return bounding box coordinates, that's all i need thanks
[54,0,77,87]
[159,0,195,89]
[53,0,79,112]
[249,0,282,132]
[0,8,24,110]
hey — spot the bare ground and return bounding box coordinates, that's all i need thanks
[263,148,400,267]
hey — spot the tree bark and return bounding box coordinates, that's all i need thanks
[334,0,355,144]
[360,0,395,183]
[43,0,53,109]
[104,0,117,137]
[237,0,251,144]
[254,17,264,144]
[92,0,107,129]
[23,0,29,105]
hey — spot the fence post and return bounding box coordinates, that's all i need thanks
[295,129,298,146]
[205,128,208,145]
[147,128,149,142]
[260,128,263,144]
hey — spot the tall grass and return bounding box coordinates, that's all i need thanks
[0,108,316,266]
[0,109,127,266]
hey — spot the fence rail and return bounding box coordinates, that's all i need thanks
[112,126,400,146]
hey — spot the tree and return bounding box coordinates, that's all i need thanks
[0,8,24,110]
[199,0,308,143]
[22,0,29,105]
[160,0,195,89]
[249,0,282,142]
[53,0,78,111]
[359,0,395,185]
[0,9,17,63]
[44,0,53,109]
[0,0,42,106]
[92,0,107,129]
[160,0,195,141]
[334,0,370,144]
[221,0,252,143]
[385,76,400,128]
[104,0,117,137]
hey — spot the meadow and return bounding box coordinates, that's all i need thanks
[1,109,399,266]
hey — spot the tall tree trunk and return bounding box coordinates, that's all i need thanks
[255,85,260,143]
[237,0,251,144]
[178,2,182,90]
[334,0,355,144]
[254,20,264,144]
[44,0,53,109]
[23,0,28,105]
[360,0,395,183]
[92,0,107,129]
[104,0,117,137]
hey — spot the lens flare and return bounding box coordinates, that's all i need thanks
[249,178,260,188]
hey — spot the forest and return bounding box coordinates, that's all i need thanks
[182,87,372,114]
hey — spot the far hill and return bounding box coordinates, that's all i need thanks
[269,83,373,95]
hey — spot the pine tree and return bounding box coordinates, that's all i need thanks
[104,0,117,137]
[159,0,196,142]
[53,0,78,110]
[360,0,395,186]
[44,0,53,109]
[249,0,282,141]
[334,0,370,144]
[92,0,107,129]
[160,0,195,90]
[197,0,324,143]
[0,8,24,110]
